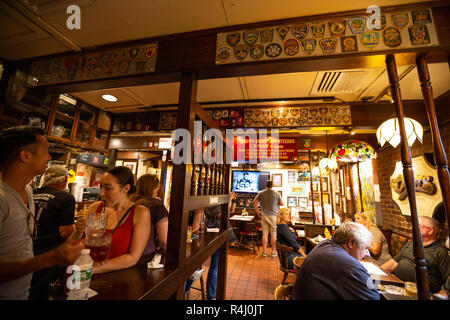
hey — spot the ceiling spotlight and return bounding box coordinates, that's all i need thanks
[102,94,118,102]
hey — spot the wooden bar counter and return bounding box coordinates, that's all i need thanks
[88,230,227,300]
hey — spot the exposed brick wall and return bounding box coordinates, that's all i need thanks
[376,121,449,241]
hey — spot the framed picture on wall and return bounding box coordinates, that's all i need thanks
[312,181,319,192]
[272,173,282,187]
[309,193,320,203]
[288,171,296,183]
[322,193,330,204]
[298,197,308,208]
[123,161,137,175]
[287,196,297,207]
[321,177,329,192]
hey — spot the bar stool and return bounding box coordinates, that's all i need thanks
[189,274,206,300]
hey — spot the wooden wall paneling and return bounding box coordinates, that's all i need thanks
[416,54,450,234]
[386,54,430,300]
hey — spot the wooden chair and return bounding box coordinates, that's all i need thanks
[275,242,296,284]
[239,221,260,254]
[293,256,306,275]
[274,283,294,300]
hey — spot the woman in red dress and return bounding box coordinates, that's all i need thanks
[83,166,150,274]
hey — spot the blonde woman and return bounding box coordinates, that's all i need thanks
[354,212,391,265]
[276,207,307,269]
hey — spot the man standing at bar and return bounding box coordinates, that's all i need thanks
[381,216,450,298]
[0,126,84,300]
[29,165,76,300]
[253,180,283,257]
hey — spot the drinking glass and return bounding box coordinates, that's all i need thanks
[85,211,111,263]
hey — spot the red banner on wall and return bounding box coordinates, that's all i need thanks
[233,136,298,162]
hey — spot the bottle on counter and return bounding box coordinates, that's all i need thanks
[66,249,94,300]
[324,228,331,239]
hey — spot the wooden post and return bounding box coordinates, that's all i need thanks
[346,163,355,217]
[309,150,315,224]
[338,164,345,220]
[329,169,335,220]
[318,151,325,225]
[386,54,430,300]
[166,72,197,271]
[416,54,450,233]
[356,160,364,212]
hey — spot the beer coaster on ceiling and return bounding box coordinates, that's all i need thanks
[315,116,323,124]
[245,109,253,117]
[276,26,290,40]
[254,118,262,126]
[271,118,278,126]
[301,39,317,55]
[290,108,298,116]
[411,10,431,24]
[311,22,326,38]
[92,64,103,78]
[67,68,77,80]
[243,30,258,45]
[262,110,270,118]
[383,27,402,47]
[135,59,146,72]
[281,109,289,117]
[265,43,282,58]
[250,44,264,60]
[408,24,430,45]
[253,109,261,117]
[216,47,231,63]
[284,38,299,56]
[260,28,274,43]
[319,107,328,116]
[271,109,280,118]
[300,108,308,117]
[245,118,253,126]
[306,117,314,125]
[360,31,380,49]
[288,118,295,125]
[233,44,250,60]
[296,118,305,125]
[292,24,309,41]
[104,61,115,75]
[324,117,332,125]
[86,54,99,66]
[119,60,130,74]
[279,118,288,126]
[145,44,157,58]
[129,47,140,59]
[391,13,409,30]
[332,115,341,123]
[64,57,76,70]
[319,38,338,54]
[329,20,346,37]
[340,36,358,52]
[226,32,241,47]
[348,17,366,34]
[262,118,271,127]
[342,115,351,123]
[329,106,339,115]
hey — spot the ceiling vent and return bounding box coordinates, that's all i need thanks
[310,70,374,95]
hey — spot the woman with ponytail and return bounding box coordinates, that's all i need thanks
[80,166,150,274]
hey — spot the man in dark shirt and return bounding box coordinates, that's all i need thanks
[29,165,75,300]
[381,216,450,297]
[291,222,380,300]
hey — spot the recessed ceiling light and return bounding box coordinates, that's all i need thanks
[102,94,118,102]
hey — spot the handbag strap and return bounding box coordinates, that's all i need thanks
[111,204,135,234]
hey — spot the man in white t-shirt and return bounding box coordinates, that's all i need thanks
[0,126,84,300]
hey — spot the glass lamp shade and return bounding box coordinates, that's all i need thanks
[330,140,376,163]
[376,117,423,148]
[319,157,338,172]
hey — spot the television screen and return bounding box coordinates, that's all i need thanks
[231,171,270,193]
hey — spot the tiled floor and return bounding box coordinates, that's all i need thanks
[188,245,297,300]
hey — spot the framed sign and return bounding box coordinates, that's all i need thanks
[321,177,329,192]
[298,197,308,208]
[288,171,296,183]
[322,193,330,204]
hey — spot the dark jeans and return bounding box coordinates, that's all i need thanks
[185,250,219,300]
[287,251,302,270]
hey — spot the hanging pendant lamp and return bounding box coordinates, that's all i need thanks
[376,117,423,148]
